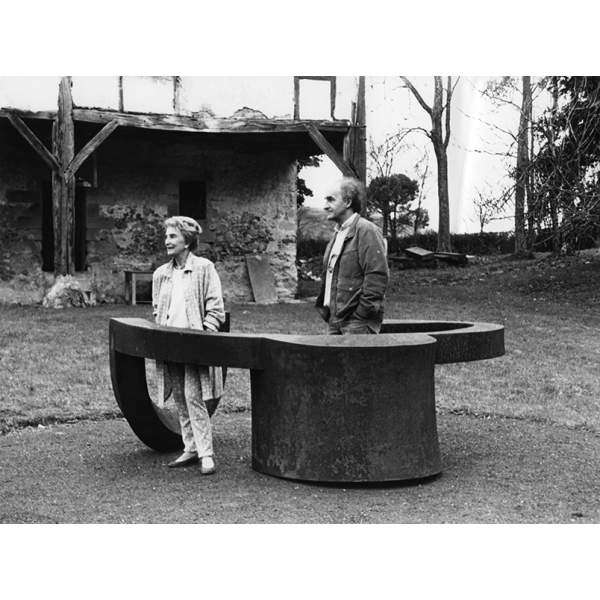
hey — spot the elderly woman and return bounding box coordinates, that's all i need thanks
[152,216,225,474]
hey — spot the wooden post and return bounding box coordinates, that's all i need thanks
[173,76,182,114]
[293,76,300,120]
[53,76,76,275]
[293,76,336,120]
[118,76,124,112]
[7,81,118,277]
[51,120,62,274]
[354,76,367,185]
[344,76,367,186]
[329,77,337,120]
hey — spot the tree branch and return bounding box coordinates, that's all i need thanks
[399,76,432,116]
[405,126,432,140]
[456,106,519,142]
[444,76,452,150]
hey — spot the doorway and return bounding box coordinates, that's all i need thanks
[41,182,87,272]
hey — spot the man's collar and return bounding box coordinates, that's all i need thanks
[334,212,359,233]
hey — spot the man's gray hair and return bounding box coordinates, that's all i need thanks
[339,177,365,213]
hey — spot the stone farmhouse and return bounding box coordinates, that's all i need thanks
[0,76,365,305]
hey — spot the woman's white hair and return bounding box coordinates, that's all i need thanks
[164,216,203,253]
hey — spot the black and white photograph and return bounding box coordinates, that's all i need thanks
[0,3,597,599]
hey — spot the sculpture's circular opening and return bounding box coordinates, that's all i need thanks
[144,359,222,435]
[145,359,181,434]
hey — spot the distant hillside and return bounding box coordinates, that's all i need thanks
[297,206,384,241]
[297,206,335,242]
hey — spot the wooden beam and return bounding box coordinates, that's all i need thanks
[330,78,337,120]
[296,76,337,81]
[54,76,76,275]
[64,119,118,181]
[354,76,367,184]
[6,112,60,172]
[70,108,350,134]
[0,108,57,120]
[344,76,367,191]
[355,76,366,128]
[293,76,337,120]
[1,107,350,135]
[51,120,61,277]
[293,77,300,120]
[305,123,357,178]
[173,76,182,113]
[118,76,124,111]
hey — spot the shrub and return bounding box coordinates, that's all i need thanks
[297,237,329,260]
[395,231,514,255]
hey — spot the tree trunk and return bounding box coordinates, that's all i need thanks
[514,76,530,257]
[524,77,535,251]
[431,77,451,252]
[549,77,561,255]
[399,76,453,252]
[389,207,397,241]
[433,143,451,251]
[414,157,428,239]
[413,199,423,238]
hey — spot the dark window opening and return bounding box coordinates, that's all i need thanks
[179,181,207,222]
[74,186,87,271]
[41,182,54,272]
[41,182,87,272]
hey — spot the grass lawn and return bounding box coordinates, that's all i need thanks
[1,252,599,434]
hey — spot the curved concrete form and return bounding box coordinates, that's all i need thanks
[381,320,505,364]
[109,318,504,483]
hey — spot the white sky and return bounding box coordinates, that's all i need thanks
[0,75,545,233]
[306,76,550,233]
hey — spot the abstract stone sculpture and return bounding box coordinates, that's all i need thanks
[109,318,504,483]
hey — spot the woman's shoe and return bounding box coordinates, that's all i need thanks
[168,451,199,468]
[200,456,216,475]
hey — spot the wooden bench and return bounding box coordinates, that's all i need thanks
[109,317,504,484]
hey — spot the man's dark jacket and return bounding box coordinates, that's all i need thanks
[315,215,389,325]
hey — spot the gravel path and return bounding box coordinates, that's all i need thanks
[1,412,598,523]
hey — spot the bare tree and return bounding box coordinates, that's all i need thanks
[368,130,416,180]
[400,76,457,252]
[530,77,600,254]
[548,77,561,254]
[412,149,430,238]
[514,76,532,257]
[472,186,511,233]
[368,133,406,237]
[368,134,403,180]
[469,76,549,253]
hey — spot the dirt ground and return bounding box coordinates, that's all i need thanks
[1,410,598,523]
[2,251,599,523]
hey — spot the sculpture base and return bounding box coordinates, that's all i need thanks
[251,334,441,483]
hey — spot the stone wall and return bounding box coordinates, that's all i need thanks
[0,123,298,304]
[0,121,50,304]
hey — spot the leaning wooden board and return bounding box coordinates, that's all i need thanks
[245,255,278,304]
